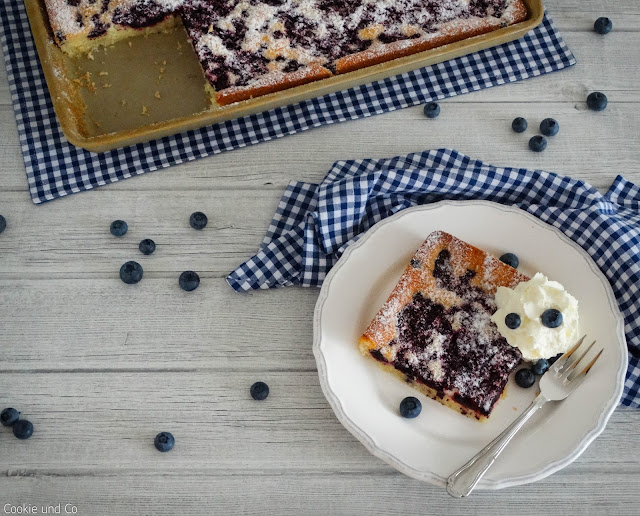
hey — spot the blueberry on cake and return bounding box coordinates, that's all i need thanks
[358,231,529,420]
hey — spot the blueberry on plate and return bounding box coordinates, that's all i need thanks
[499,252,519,269]
[532,358,550,376]
[0,214,6,234]
[423,102,440,118]
[529,135,547,152]
[1,407,20,426]
[154,432,174,452]
[179,271,200,291]
[250,381,270,401]
[13,419,34,439]
[541,309,563,328]
[110,220,128,237]
[189,212,208,230]
[594,17,613,35]
[548,352,563,365]
[540,118,559,137]
[587,92,607,111]
[515,368,535,388]
[505,313,521,330]
[120,261,143,284]
[511,117,527,133]
[139,238,156,255]
[399,396,422,418]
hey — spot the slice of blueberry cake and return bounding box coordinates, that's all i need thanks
[359,231,529,420]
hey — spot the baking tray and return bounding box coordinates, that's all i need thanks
[24,0,544,153]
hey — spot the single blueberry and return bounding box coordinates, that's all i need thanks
[120,261,143,284]
[540,118,559,137]
[423,102,440,118]
[587,92,607,111]
[190,212,208,230]
[499,252,519,269]
[541,309,563,328]
[529,135,547,152]
[505,313,521,330]
[139,238,156,255]
[110,220,128,237]
[1,408,20,426]
[399,396,422,418]
[154,432,175,452]
[179,271,200,291]
[13,419,34,439]
[532,358,550,376]
[515,368,535,388]
[250,381,270,400]
[0,214,6,234]
[594,17,613,35]
[511,117,527,133]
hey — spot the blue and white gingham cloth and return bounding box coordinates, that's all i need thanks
[226,149,640,407]
[0,1,574,204]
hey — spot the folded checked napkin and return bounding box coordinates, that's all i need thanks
[226,149,640,407]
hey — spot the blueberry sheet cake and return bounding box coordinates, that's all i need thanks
[358,231,529,420]
[45,1,528,105]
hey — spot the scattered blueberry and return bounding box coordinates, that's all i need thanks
[548,352,563,365]
[139,238,156,255]
[12,419,33,439]
[541,309,563,328]
[0,214,6,234]
[540,118,559,137]
[529,135,547,152]
[189,212,208,230]
[399,396,422,418]
[532,358,550,376]
[511,117,527,133]
[499,252,519,269]
[120,261,143,284]
[179,271,200,291]
[594,17,613,35]
[587,92,607,111]
[154,432,175,452]
[515,368,535,388]
[1,408,20,427]
[110,220,128,237]
[423,102,440,118]
[505,313,521,330]
[250,381,270,401]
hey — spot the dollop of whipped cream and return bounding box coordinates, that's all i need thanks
[491,272,579,361]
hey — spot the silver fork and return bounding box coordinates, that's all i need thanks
[446,335,603,498]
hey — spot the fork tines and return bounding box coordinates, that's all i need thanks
[552,335,604,382]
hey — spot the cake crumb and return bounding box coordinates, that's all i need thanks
[98,71,108,76]
[87,50,94,60]
[141,105,149,116]
[121,99,127,106]
[103,83,111,88]
[159,67,166,74]
[162,60,167,65]
[154,91,161,99]
[128,41,133,47]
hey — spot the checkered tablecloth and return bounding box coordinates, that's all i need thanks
[227,149,640,407]
[0,1,575,204]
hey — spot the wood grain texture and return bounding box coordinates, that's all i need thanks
[0,1,639,514]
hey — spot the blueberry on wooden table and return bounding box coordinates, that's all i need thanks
[587,92,608,111]
[399,396,422,418]
[540,118,559,137]
[499,252,519,269]
[515,368,535,388]
[511,117,528,133]
[1,407,20,426]
[139,238,156,255]
[529,135,547,152]
[110,219,128,237]
[250,381,269,401]
[0,214,6,234]
[154,432,175,452]
[179,271,200,291]
[13,419,34,439]
[190,211,208,230]
[594,17,613,35]
[423,102,440,118]
[120,261,143,284]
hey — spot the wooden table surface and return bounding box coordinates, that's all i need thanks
[1,1,639,514]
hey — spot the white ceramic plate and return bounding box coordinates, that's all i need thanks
[313,201,627,489]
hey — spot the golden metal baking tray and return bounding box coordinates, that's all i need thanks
[24,0,544,153]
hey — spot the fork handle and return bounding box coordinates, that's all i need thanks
[446,394,549,498]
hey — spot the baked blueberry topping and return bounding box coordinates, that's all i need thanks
[190,212,208,230]
[540,118,559,137]
[515,368,535,388]
[531,358,550,375]
[154,432,175,452]
[505,313,521,329]
[250,381,270,400]
[594,17,613,35]
[529,135,547,152]
[1,408,20,427]
[0,214,6,234]
[120,261,143,284]
[399,396,422,418]
[587,92,608,111]
[541,309,563,328]
[13,419,34,440]
[423,102,440,118]
[511,117,527,133]
[139,238,156,255]
[110,220,128,237]
[179,271,200,291]
[499,252,519,269]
